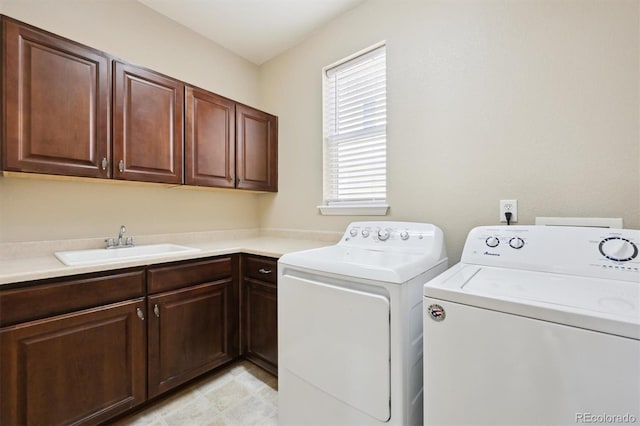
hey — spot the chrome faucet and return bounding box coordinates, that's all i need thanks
[105,225,135,249]
[117,225,126,246]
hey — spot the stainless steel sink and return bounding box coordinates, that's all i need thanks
[55,244,201,266]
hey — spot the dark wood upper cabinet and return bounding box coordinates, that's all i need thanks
[185,86,236,188]
[113,61,184,184]
[2,17,111,178]
[236,104,278,192]
[1,16,278,191]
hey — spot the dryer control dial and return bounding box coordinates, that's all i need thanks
[400,231,410,240]
[378,229,390,241]
[599,237,638,262]
[509,237,525,249]
[485,236,500,248]
[349,229,358,237]
[362,229,370,238]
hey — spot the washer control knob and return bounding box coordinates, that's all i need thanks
[378,229,390,241]
[509,237,525,249]
[485,236,500,248]
[349,229,358,237]
[362,229,370,238]
[599,237,638,262]
[400,231,410,240]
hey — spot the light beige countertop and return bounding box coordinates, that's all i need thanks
[0,229,340,286]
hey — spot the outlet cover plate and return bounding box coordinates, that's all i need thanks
[499,199,518,223]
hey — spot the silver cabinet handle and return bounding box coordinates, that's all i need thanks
[101,158,108,170]
[118,160,124,173]
[136,307,145,320]
[258,268,272,274]
[153,304,160,318]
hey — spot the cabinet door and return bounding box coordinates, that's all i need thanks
[113,61,184,184]
[242,255,278,375]
[244,279,278,375]
[147,280,238,398]
[236,104,278,192]
[0,298,147,426]
[185,86,235,188]
[2,18,110,178]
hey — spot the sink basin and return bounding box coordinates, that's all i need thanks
[55,244,201,266]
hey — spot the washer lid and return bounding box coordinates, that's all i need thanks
[279,245,445,283]
[424,264,640,339]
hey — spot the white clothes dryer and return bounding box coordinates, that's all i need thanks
[423,225,640,425]
[278,222,448,426]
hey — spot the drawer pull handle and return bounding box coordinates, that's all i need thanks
[136,307,145,321]
[258,268,272,274]
[154,304,160,318]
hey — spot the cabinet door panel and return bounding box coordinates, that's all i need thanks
[2,18,110,177]
[244,278,278,375]
[236,104,277,192]
[113,61,183,184]
[185,87,235,187]
[148,280,237,397]
[0,299,146,426]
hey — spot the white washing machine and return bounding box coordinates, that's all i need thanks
[278,221,448,426]
[423,225,640,425]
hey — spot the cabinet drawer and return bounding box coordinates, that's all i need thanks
[147,256,233,294]
[0,268,145,327]
[244,255,277,284]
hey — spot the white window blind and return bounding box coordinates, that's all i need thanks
[323,44,387,209]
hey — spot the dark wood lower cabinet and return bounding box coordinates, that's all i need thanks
[0,253,270,425]
[0,298,147,426]
[147,279,237,398]
[242,255,278,375]
[244,279,278,375]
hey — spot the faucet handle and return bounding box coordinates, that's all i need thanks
[104,238,116,248]
[125,236,135,247]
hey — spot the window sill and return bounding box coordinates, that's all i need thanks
[317,204,390,216]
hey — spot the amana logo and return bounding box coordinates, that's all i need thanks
[483,251,500,256]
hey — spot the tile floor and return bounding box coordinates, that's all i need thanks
[112,361,278,426]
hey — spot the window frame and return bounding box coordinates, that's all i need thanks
[318,42,389,216]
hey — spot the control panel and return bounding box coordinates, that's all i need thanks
[340,221,445,254]
[461,226,640,282]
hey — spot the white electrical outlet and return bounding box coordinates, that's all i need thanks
[499,199,518,223]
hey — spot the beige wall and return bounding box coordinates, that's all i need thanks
[0,0,263,242]
[258,0,640,262]
[1,0,638,257]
